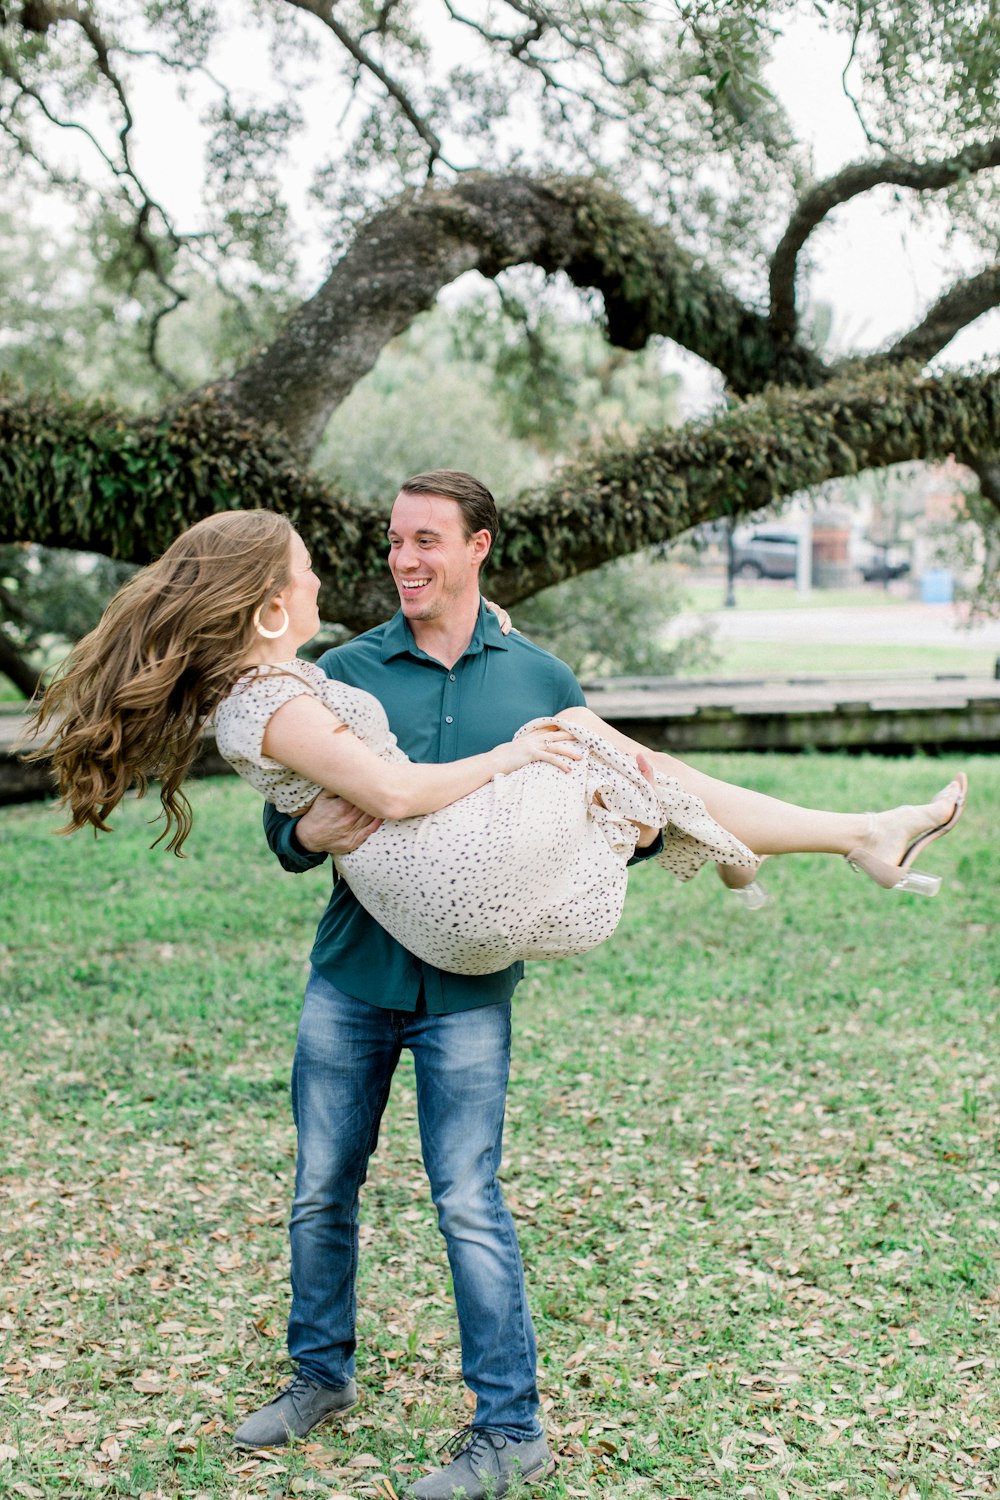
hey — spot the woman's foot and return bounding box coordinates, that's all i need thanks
[847,775,967,894]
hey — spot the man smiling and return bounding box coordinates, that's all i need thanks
[237,470,659,1497]
[388,487,479,621]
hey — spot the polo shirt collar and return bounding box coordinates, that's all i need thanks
[380,600,511,664]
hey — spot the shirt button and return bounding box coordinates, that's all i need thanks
[445,715,454,724]
[449,673,456,681]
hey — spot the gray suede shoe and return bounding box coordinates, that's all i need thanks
[408,1426,554,1498]
[232,1372,357,1448]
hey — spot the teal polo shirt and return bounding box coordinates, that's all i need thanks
[264,602,587,1013]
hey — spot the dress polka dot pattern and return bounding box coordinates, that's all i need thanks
[214,660,757,975]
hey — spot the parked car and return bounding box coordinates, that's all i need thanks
[857,543,911,583]
[730,529,799,580]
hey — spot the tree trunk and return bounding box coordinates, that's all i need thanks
[0,630,42,699]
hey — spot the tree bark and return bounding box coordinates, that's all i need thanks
[481,363,1000,610]
[888,265,1000,365]
[215,174,826,459]
[0,629,42,698]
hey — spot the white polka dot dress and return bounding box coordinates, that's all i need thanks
[214,661,757,976]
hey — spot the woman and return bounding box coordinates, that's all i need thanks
[27,510,966,975]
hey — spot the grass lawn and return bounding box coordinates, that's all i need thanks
[1,757,997,1499]
[679,581,918,614]
[687,640,998,679]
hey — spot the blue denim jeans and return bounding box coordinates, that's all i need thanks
[286,968,542,1440]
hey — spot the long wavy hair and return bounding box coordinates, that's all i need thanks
[26,509,296,854]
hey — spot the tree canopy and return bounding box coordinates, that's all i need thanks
[1,0,998,631]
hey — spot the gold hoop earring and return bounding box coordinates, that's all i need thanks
[253,604,290,640]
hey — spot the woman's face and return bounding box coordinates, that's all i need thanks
[278,531,322,646]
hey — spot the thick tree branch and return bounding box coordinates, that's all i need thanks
[769,138,1000,342]
[886,265,1000,366]
[5,365,997,631]
[484,363,1000,606]
[0,626,41,698]
[961,453,1000,510]
[216,173,826,460]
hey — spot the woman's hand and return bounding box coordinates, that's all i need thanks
[484,598,514,635]
[492,727,582,776]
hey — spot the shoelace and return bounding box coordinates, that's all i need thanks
[439,1424,509,1467]
[270,1372,318,1413]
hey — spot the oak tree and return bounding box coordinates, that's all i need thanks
[1,0,998,633]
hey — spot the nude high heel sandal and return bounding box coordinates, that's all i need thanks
[846,774,967,897]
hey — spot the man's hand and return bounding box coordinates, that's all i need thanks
[295,792,382,856]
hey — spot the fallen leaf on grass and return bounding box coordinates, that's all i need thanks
[130,1372,165,1394]
[32,1354,67,1371]
[38,1396,69,1417]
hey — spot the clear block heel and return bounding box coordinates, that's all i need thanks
[718,858,767,909]
[846,851,942,897]
[732,880,768,910]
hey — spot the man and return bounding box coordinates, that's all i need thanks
[235,471,660,1499]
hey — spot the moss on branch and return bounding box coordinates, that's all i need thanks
[3,364,998,630]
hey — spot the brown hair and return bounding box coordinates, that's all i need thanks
[399,469,500,563]
[25,509,295,854]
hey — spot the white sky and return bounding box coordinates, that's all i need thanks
[666,16,999,414]
[766,19,998,365]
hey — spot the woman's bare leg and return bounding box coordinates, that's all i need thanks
[559,707,960,865]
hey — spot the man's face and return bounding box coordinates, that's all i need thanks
[387,491,490,623]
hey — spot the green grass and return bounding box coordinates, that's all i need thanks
[679,581,916,613]
[1,759,998,1498]
[693,639,997,677]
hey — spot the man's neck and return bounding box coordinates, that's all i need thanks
[408,597,482,669]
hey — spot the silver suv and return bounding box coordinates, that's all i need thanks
[730,530,799,580]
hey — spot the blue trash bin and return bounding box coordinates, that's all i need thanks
[920,568,953,604]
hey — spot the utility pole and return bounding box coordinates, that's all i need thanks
[724,518,737,608]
